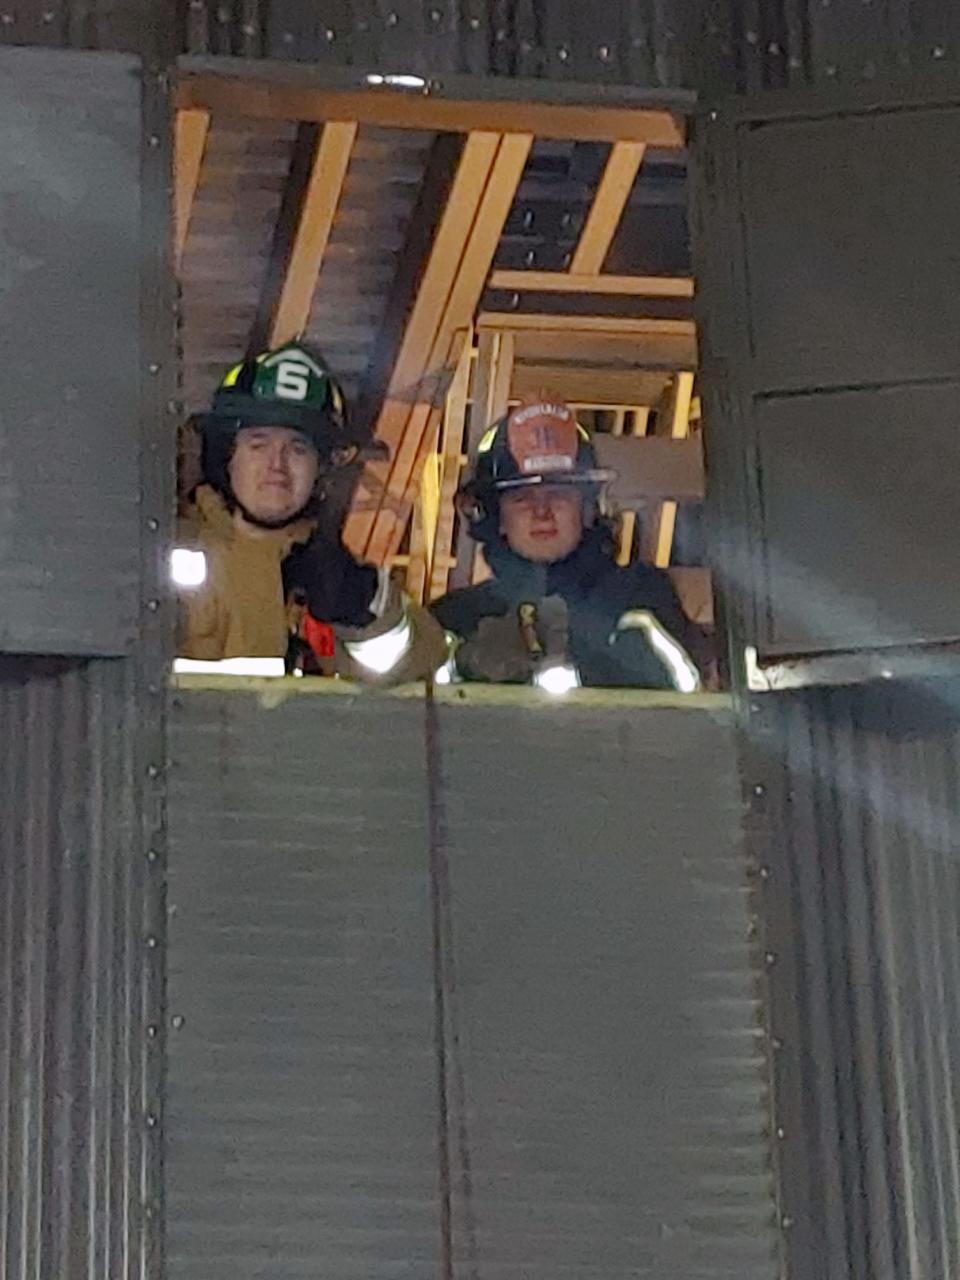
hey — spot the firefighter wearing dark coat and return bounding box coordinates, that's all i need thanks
[175,341,444,681]
[431,397,701,691]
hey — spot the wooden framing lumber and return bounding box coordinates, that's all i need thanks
[350,131,532,564]
[593,435,704,506]
[174,108,209,266]
[176,64,685,147]
[570,142,646,274]
[649,370,695,567]
[270,121,357,344]
[341,130,503,555]
[489,270,694,297]
[479,313,695,337]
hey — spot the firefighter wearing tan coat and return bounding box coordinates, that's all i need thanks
[175,342,444,682]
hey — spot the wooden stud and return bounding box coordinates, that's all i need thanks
[489,270,694,297]
[342,131,502,557]
[570,142,646,275]
[478,313,695,337]
[177,69,686,147]
[360,132,531,564]
[429,334,474,601]
[269,121,357,345]
[174,108,209,266]
[616,406,649,566]
[652,371,695,567]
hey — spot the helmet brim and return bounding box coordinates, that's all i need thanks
[491,468,615,492]
[198,402,344,453]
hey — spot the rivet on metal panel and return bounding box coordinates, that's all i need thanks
[469,15,480,28]
[146,935,159,948]
[782,1215,794,1230]
[789,56,802,69]
[495,27,507,41]
[148,135,160,148]
[768,41,781,55]
[146,1025,159,1039]
[430,8,441,20]
[520,39,532,53]
[387,9,398,23]
[759,865,771,880]
[825,64,837,76]
[776,1126,786,1139]
[598,44,611,60]
[147,599,160,612]
[745,29,758,45]
[1,15,13,24]
[147,518,159,532]
[557,44,569,61]
[709,110,718,121]
[145,1113,158,1129]
[753,783,765,796]
[771,1036,784,1051]
[147,849,160,863]
[282,31,293,43]
[171,1014,185,1030]
[764,951,776,966]
[147,763,161,779]
[325,26,335,41]
[933,45,946,59]
[42,9,54,21]
[148,361,161,373]
[216,4,229,21]
[242,23,255,36]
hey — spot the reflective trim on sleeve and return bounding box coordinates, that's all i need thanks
[368,567,393,619]
[344,611,413,674]
[174,657,286,678]
[610,610,701,693]
[170,547,207,589]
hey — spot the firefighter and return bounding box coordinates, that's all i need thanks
[174,341,444,681]
[431,396,702,691]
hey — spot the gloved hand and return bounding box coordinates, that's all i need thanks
[282,532,379,628]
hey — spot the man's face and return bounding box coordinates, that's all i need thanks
[499,485,585,563]
[228,426,319,525]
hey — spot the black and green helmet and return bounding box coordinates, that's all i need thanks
[200,342,350,455]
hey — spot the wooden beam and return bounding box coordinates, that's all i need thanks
[353,134,464,437]
[270,120,357,345]
[489,270,694,298]
[651,370,695,567]
[512,364,670,406]
[342,131,503,558]
[359,132,532,564]
[176,68,685,147]
[429,335,473,601]
[570,142,646,274]
[478,313,695,337]
[508,330,698,368]
[174,108,209,266]
[593,435,704,505]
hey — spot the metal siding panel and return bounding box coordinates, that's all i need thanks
[434,700,776,1279]
[747,683,960,1280]
[0,47,140,655]
[0,658,162,1280]
[165,689,440,1280]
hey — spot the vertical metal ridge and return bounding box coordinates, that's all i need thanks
[753,682,960,1280]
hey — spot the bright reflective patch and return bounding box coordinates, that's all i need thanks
[534,663,581,696]
[344,615,412,675]
[170,548,207,589]
[174,658,286,678]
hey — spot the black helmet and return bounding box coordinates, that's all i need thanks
[458,397,614,543]
[198,341,357,501]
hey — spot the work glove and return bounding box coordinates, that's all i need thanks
[282,532,379,628]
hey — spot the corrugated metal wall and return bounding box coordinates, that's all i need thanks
[0,15,176,1280]
[165,685,777,1280]
[2,0,960,92]
[745,682,960,1280]
[0,659,165,1280]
